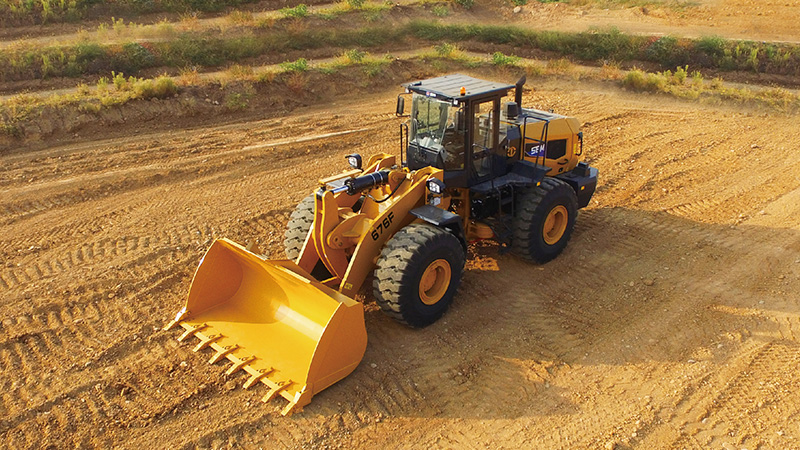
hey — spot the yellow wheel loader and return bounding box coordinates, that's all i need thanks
[165,74,598,415]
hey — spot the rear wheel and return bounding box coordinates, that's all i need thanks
[283,193,315,260]
[512,177,578,263]
[373,224,465,327]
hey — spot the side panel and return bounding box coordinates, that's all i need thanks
[521,117,581,176]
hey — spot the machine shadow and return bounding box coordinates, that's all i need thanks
[328,206,800,420]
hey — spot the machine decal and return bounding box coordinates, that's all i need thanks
[371,211,395,240]
[526,143,545,158]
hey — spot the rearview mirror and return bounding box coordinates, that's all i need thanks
[396,96,405,116]
[455,110,465,133]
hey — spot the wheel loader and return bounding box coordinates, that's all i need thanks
[164,74,598,415]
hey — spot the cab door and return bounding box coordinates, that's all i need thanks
[469,98,500,183]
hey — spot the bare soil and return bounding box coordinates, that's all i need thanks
[497,0,800,43]
[2,1,800,449]
[2,76,800,449]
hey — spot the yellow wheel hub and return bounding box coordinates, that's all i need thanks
[543,205,568,245]
[419,259,452,305]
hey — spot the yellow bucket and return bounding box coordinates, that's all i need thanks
[165,239,367,415]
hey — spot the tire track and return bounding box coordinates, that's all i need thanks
[0,225,207,294]
[657,341,800,449]
[0,269,191,420]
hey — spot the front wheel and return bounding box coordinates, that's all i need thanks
[283,193,315,260]
[373,224,465,328]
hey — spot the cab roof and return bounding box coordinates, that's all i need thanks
[402,74,514,102]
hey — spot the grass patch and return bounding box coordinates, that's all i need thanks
[280,4,309,19]
[492,51,521,66]
[0,0,265,27]
[0,72,178,138]
[432,4,449,16]
[3,50,797,144]
[280,58,310,72]
[323,49,392,77]
[621,65,800,110]
[6,16,800,85]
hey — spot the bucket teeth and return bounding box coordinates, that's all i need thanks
[209,345,239,364]
[226,356,256,376]
[281,402,299,417]
[262,382,290,403]
[163,308,189,331]
[178,323,208,342]
[193,334,223,352]
[243,368,273,389]
[167,316,314,417]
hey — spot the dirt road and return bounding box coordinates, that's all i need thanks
[2,76,799,449]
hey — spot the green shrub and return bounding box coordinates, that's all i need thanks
[347,0,366,8]
[432,5,449,16]
[576,27,638,61]
[696,35,726,58]
[492,51,520,66]
[4,19,800,87]
[747,46,759,72]
[646,35,686,66]
[453,0,473,9]
[134,75,178,99]
[280,4,308,18]
[112,71,131,90]
[622,69,665,92]
[118,42,156,72]
[225,91,251,110]
[434,43,457,57]
[363,60,385,77]
[342,49,366,63]
[673,65,688,84]
[280,58,309,72]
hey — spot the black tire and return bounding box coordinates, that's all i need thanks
[512,177,578,264]
[373,224,465,328]
[283,193,315,260]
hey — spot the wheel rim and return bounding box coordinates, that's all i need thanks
[543,205,568,245]
[419,259,452,305]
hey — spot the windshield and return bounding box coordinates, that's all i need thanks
[410,93,452,142]
[409,93,464,170]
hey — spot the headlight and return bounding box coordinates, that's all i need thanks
[345,154,362,170]
[426,178,445,196]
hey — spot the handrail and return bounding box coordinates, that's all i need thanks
[399,123,409,167]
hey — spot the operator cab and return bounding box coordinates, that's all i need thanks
[399,74,516,188]
[397,73,596,210]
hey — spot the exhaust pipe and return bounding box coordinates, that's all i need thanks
[515,74,526,107]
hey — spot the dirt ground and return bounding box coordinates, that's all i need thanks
[2,1,800,449]
[2,78,800,449]
[496,0,800,43]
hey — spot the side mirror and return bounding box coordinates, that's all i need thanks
[396,96,405,116]
[455,110,465,133]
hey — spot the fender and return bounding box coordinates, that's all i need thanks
[410,205,467,251]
